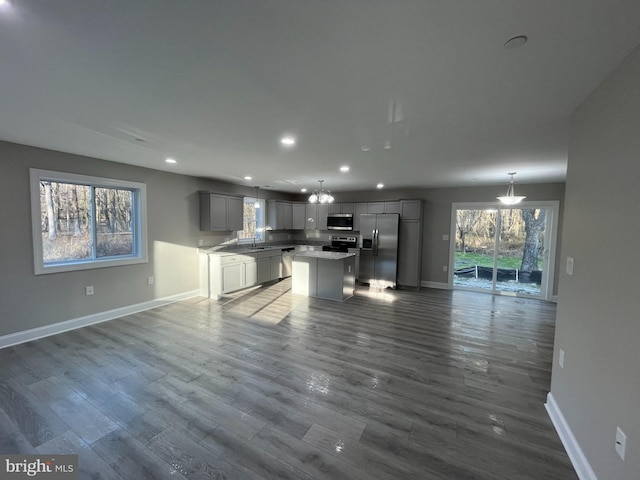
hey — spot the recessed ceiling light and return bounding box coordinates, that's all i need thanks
[340,166,350,173]
[301,188,307,193]
[165,158,177,164]
[280,135,296,147]
[504,35,528,49]
[361,145,370,152]
[377,183,384,189]
[244,176,253,180]
[0,0,10,7]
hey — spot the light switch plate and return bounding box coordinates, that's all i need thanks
[442,234,449,241]
[566,256,574,275]
[615,427,626,460]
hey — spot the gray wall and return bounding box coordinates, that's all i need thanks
[0,138,565,341]
[0,140,291,337]
[550,46,640,479]
[322,184,565,293]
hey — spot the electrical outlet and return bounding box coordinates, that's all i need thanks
[442,234,449,241]
[147,276,154,285]
[443,266,448,272]
[615,427,626,460]
[559,349,565,368]
[198,239,204,246]
[85,286,94,296]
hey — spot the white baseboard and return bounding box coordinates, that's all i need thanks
[545,392,597,480]
[0,290,200,350]
[421,281,450,290]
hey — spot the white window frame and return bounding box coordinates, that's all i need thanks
[237,197,266,245]
[30,168,148,275]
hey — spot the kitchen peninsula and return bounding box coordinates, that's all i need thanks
[290,251,356,302]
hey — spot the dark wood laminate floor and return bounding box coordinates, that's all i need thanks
[0,280,577,479]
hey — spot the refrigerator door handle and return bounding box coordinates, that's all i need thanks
[374,229,379,256]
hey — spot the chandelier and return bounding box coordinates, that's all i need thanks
[497,172,526,205]
[308,180,334,204]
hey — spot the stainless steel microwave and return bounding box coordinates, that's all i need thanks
[327,213,353,230]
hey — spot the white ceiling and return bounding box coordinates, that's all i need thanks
[1,1,640,193]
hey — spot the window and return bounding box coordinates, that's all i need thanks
[237,197,265,244]
[30,169,148,274]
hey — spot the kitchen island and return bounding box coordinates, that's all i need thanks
[290,251,356,302]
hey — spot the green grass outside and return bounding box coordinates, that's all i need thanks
[454,252,524,270]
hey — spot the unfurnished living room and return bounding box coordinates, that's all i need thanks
[1,2,639,479]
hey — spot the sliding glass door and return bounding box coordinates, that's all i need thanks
[451,202,558,300]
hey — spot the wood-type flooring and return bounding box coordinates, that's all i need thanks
[0,280,577,479]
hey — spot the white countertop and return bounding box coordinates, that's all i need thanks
[198,244,298,255]
[291,251,355,260]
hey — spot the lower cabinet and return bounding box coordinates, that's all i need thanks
[244,259,257,287]
[222,263,243,292]
[270,254,282,280]
[257,257,271,284]
[199,250,282,299]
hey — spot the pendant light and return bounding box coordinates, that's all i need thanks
[308,180,334,204]
[497,172,526,205]
[254,186,261,208]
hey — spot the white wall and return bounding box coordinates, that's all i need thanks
[550,45,640,480]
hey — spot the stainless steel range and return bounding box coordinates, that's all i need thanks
[322,235,358,252]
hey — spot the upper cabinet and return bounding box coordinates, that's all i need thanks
[400,199,422,220]
[367,202,385,214]
[340,203,354,214]
[258,197,422,232]
[305,203,317,230]
[384,201,401,214]
[353,203,368,231]
[292,203,306,230]
[316,204,329,230]
[267,200,293,230]
[199,192,243,231]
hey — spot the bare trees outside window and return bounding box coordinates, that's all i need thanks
[237,197,265,244]
[30,169,147,274]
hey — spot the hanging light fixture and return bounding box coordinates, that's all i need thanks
[254,186,261,208]
[308,180,334,204]
[497,172,526,205]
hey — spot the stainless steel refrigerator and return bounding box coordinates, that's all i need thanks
[358,213,400,288]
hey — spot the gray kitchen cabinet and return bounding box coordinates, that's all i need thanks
[257,257,271,284]
[267,200,293,230]
[353,203,367,231]
[270,253,282,280]
[340,203,354,214]
[367,202,385,214]
[292,203,306,229]
[329,204,342,214]
[305,203,317,229]
[384,201,401,214]
[400,199,422,220]
[199,192,243,231]
[317,204,329,230]
[397,219,423,288]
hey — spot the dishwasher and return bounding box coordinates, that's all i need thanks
[280,247,295,278]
